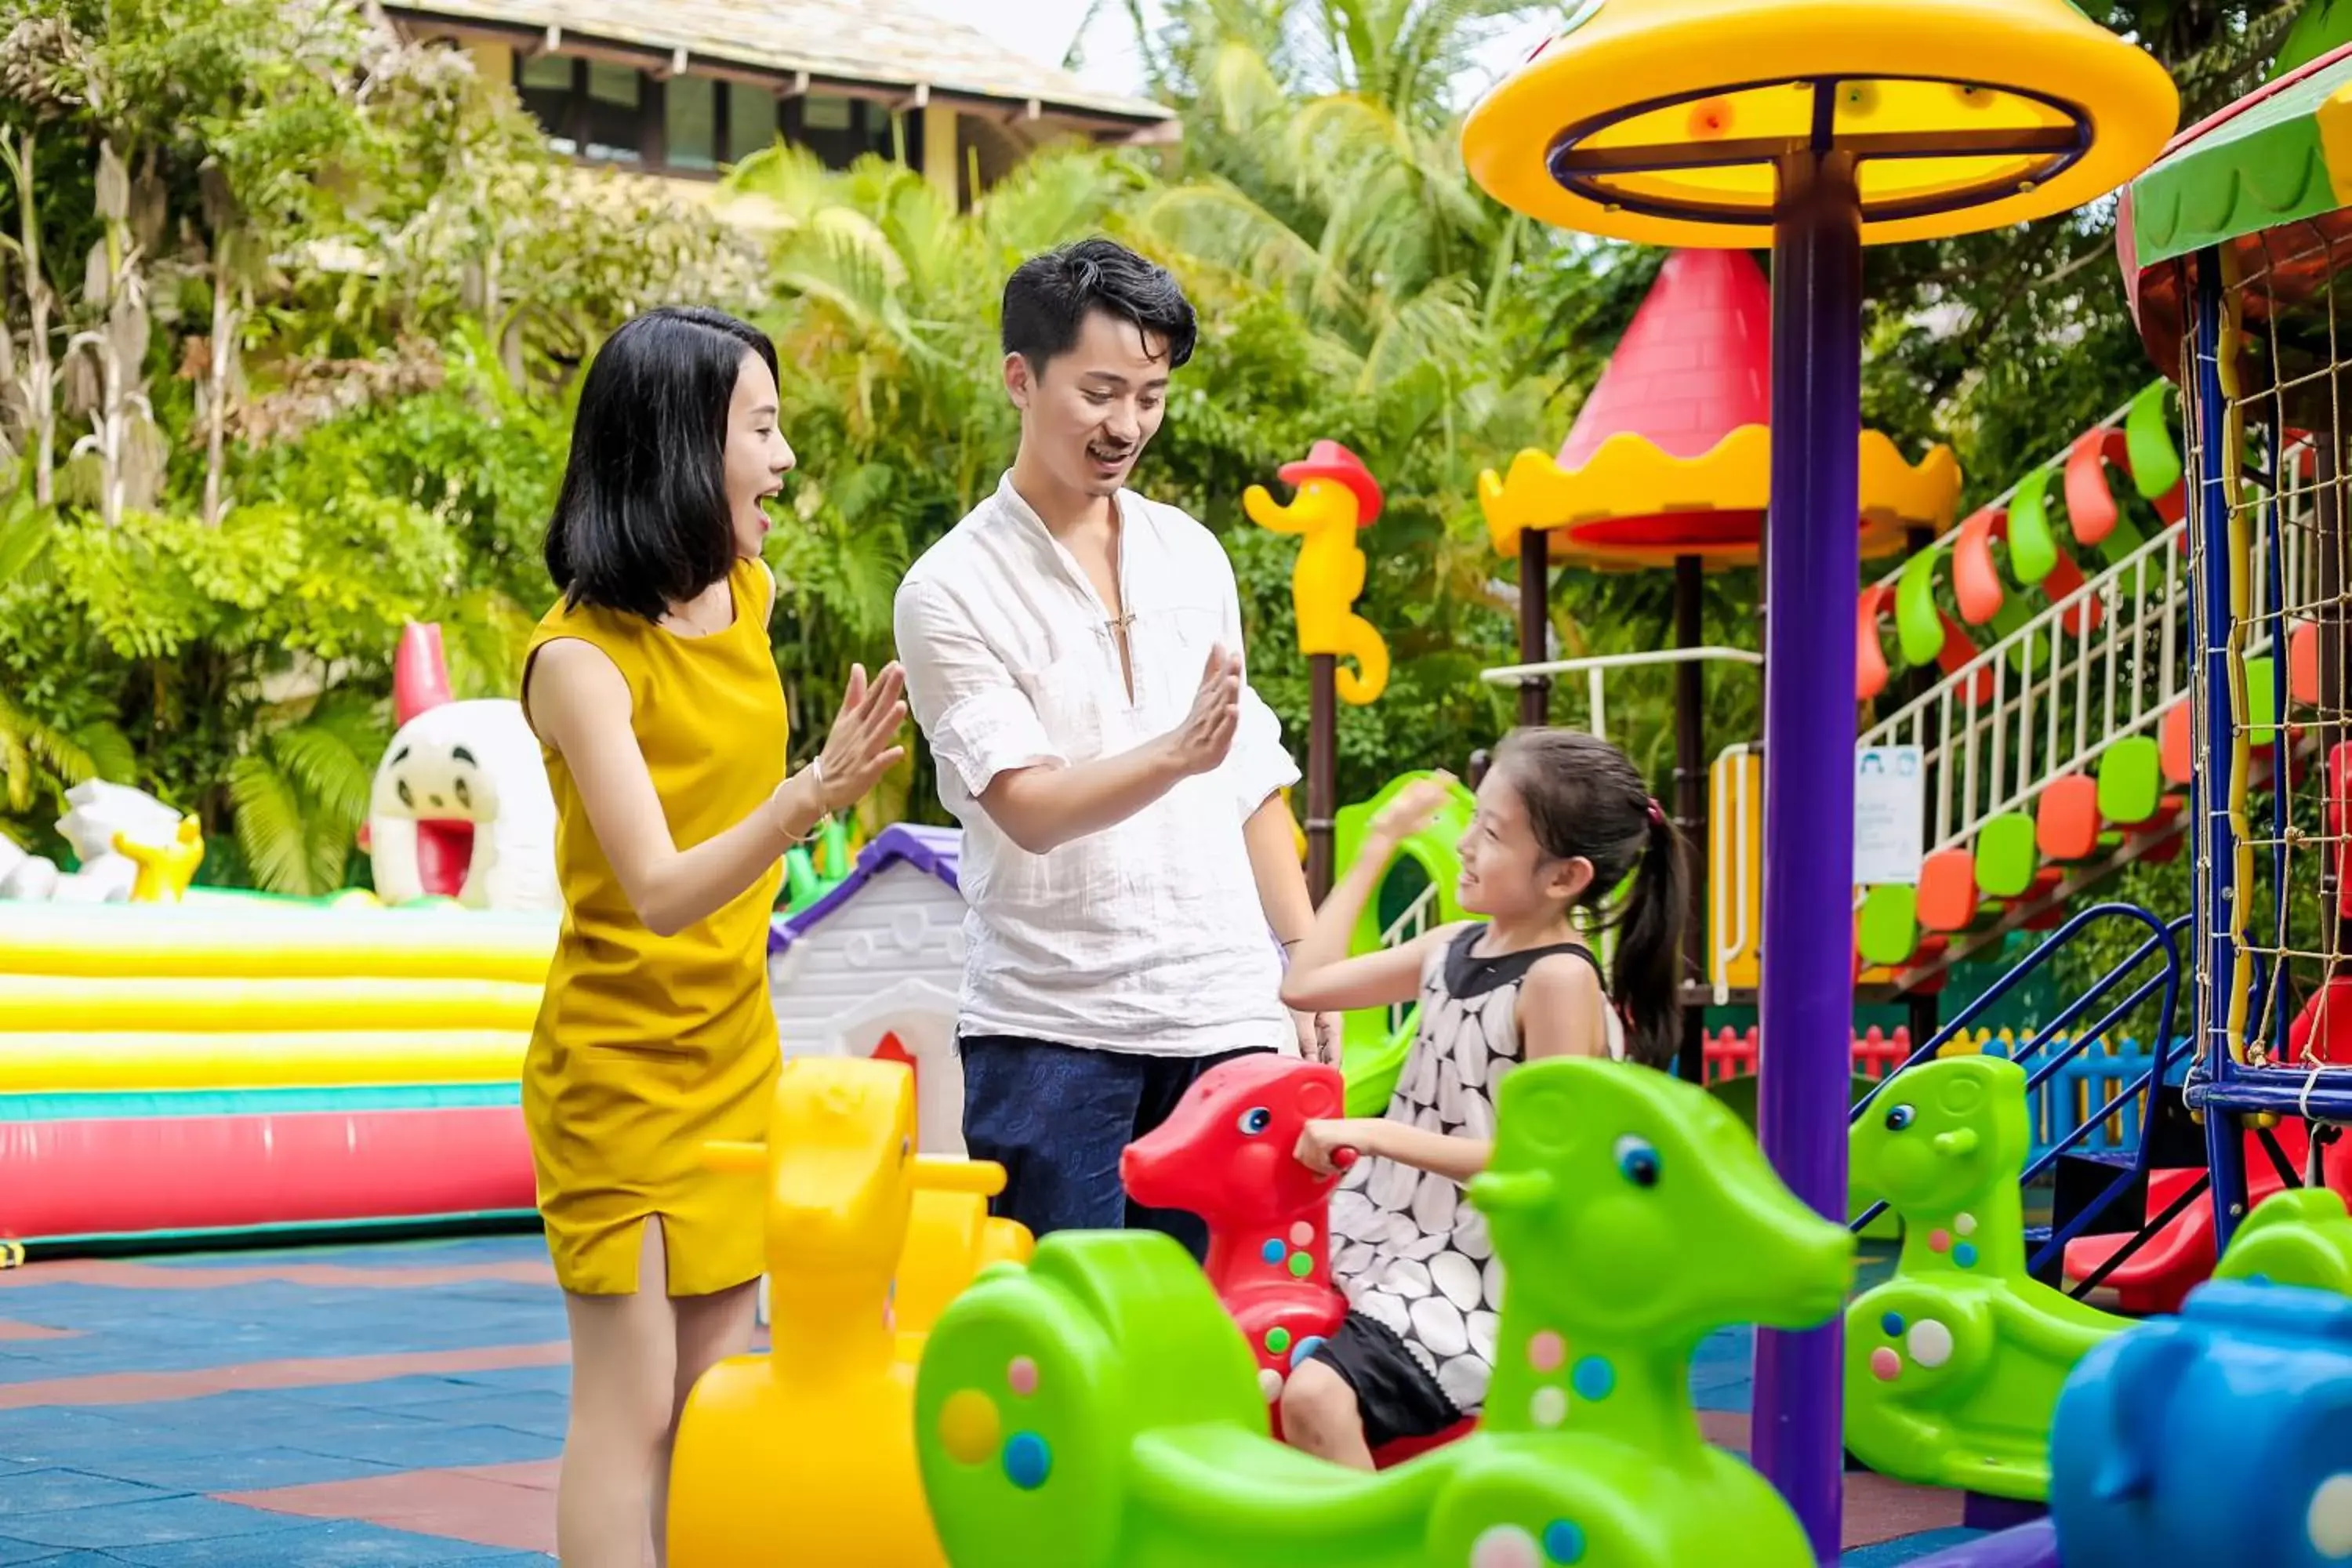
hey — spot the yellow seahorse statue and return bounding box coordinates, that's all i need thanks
[1241,440,1389,705]
[113,814,205,904]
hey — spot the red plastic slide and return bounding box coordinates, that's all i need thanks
[2063,1120,2352,1313]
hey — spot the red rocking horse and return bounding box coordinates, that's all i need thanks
[1119,1052,1472,1465]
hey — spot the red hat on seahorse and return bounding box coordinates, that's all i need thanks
[393,622,453,727]
[1277,439,1383,528]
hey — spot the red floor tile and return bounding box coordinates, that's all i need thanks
[0,1317,78,1341]
[222,1461,561,1552]
[0,1259,554,1292]
[0,1340,568,1409]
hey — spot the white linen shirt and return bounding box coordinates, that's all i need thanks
[893,474,1301,1057]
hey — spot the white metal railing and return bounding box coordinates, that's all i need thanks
[1479,646,1765,742]
[1711,741,1757,1002]
[1857,473,2307,863]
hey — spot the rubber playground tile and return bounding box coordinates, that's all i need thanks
[279,1422,557,1474]
[0,1254,554,1294]
[0,1341,571,1409]
[104,1515,534,1567]
[270,1371,564,1411]
[87,1446,408,1497]
[0,1320,79,1342]
[0,1283,562,1383]
[0,1468,184,1515]
[386,1391,568,1441]
[1842,1528,1989,1564]
[0,1494,310,1551]
[0,1407,156,1468]
[223,1461,560,1555]
[140,1236,546,1273]
[0,1540,67,1566]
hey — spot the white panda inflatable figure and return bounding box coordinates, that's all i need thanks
[363,622,558,912]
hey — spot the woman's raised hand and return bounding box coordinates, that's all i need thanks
[813,661,909,809]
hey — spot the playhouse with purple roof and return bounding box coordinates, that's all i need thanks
[767,822,971,1154]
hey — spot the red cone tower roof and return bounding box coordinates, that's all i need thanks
[1476,249,1959,568]
[1559,250,1771,470]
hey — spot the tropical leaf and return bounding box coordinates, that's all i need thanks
[226,750,315,895]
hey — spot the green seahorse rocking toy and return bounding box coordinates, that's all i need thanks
[911,1058,1857,1568]
[1843,1054,2129,1501]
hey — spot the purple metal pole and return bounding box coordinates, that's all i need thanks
[1751,143,1864,1564]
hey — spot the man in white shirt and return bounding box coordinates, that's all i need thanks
[894,237,1334,1258]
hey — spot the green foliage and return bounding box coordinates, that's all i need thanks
[0,0,747,881]
[0,0,2301,965]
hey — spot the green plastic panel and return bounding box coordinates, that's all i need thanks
[1975,814,2039,900]
[2005,470,2060,586]
[2124,382,2183,500]
[2246,655,2281,748]
[2096,737,2165,826]
[1896,548,1947,668]
[1857,884,1920,967]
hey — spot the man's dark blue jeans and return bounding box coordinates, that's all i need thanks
[958,1033,1272,1262]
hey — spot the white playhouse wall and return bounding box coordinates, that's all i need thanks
[767,858,969,1154]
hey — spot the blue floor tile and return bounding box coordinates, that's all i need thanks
[0,1537,67,1565]
[1842,1526,1987,1564]
[392,1392,568,1439]
[0,1283,562,1385]
[284,1423,556,1472]
[108,1517,517,1566]
[86,1448,403,1495]
[269,1377,532,1410]
[1,1497,307,1550]
[0,1469,181,1515]
[0,1410,151,1468]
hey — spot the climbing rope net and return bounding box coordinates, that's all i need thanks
[2189,218,2352,1162]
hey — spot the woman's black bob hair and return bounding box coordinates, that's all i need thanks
[543,305,777,622]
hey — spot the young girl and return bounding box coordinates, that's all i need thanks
[520,305,908,1566]
[1274,727,1686,1467]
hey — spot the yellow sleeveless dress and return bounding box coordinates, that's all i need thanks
[521,554,787,1298]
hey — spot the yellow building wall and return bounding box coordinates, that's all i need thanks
[923,105,959,207]
[467,40,515,92]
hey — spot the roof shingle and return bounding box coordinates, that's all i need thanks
[390,0,1173,125]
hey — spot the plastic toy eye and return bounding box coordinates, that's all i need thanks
[1885,1104,1916,1131]
[1237,1106,1272,1136]
[1613,1134,1660,1188]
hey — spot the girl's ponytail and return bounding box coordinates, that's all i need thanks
[1490,728,1691,1070]
[1610,800,1688,1070]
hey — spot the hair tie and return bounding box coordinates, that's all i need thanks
[1646,797,1666,827]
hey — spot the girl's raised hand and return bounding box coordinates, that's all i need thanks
[1367,772,1457,850]
[813,661,909,809]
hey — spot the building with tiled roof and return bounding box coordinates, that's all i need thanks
[385,0,1177,210]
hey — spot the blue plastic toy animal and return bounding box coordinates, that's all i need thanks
[2051,1279,2352,1567]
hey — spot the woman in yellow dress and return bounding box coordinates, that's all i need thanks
[520,305,907,1567]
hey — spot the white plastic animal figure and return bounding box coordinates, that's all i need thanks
[361,622,557,913]
[0,779,181,902]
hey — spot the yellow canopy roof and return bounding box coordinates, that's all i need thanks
[1459,0,2180,249]
[1478,426,1960,568]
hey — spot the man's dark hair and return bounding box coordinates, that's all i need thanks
[1000,237,1197,377]
[543,305,777,622]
